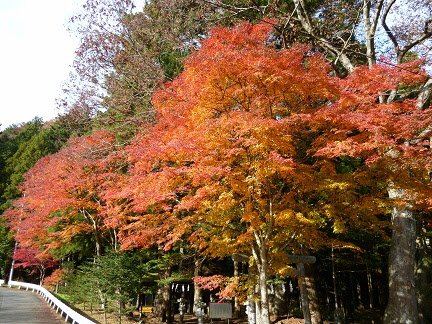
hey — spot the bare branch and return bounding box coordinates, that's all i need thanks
[381,0,399,52]
[363,0,385,66]
[400,20,432,58]
[293,0,355,72]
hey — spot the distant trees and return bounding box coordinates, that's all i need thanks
[0,219,14,280]
[0,118,72,282]
[0,118,45,210]
[63,0,217,139]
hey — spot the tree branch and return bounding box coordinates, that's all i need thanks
[381,0,398,52]
[293,0,355,72]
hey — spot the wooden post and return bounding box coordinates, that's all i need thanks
[297,262,312,324]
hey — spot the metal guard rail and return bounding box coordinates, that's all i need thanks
[8,280,95,324]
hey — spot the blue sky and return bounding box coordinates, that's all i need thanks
[0,0,145,131]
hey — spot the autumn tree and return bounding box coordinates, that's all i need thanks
[6,130,125,260]
[3,1,429,322]
[113,21,404,324]
[63,0,218,139]
[0,118,72,283]
[12,247,58,285]
[313,61,432,323]
[187,2,432,322]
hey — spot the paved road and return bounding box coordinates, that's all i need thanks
[0,287,63,323]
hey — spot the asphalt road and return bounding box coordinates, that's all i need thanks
[0,287,63,323]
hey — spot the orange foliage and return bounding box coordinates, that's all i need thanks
[117,21,432,276]
[7,19,432,298]
[194,275,247,302]
[6,130,124,256]
[43,268,67,289]
[118,21,359,271]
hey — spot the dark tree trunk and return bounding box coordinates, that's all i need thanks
[384,203,418,324]
[233,260,241,317]
[304,263,323,324]
[297,262,312,324]
[415,223,432,324]
[366,265,374,309]
[332,245,345,324]
[156,267,172,324]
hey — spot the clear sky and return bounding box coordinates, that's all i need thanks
[0,0,145,131]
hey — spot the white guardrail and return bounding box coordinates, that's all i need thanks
[7,280,96,324]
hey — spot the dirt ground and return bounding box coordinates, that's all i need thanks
[82,311,307,324]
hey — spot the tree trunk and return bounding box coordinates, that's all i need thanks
[256,261,271,324]
[416,78,432,110]
[416,223,432,324]
[156,267,173,323]
[118,299,122,324]
[384,194,418,324]
[332,245,345,324]
[363,0,377,67]
[297,262,312,324]
[366,265,374,309]
[234,260,241,317]
[193,255,204,314]
[251,238,271,324]
[304,262,323,324]
[94,229,104,256]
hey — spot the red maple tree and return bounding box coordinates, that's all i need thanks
[6,130,124,257]
[12,247,58,285]
[115,21,388,323]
